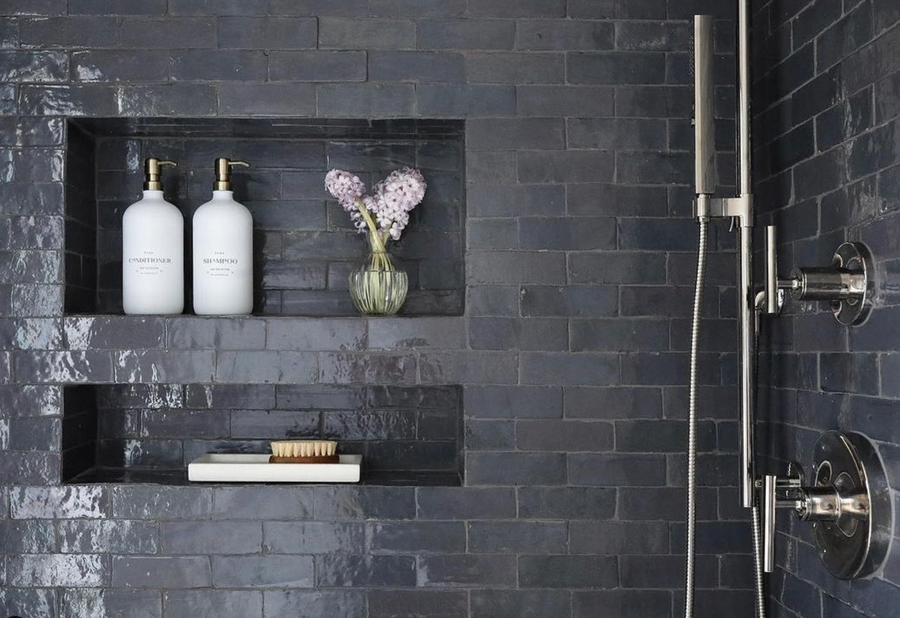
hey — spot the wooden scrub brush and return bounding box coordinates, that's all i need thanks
[269,440,339,464]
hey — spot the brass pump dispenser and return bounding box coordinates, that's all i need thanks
[214,157,250,191]
[143,157,177,191]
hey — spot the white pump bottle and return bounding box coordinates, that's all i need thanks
[122,157,184,315]
[192,158,253,315]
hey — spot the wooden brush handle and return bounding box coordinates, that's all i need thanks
[269,455,341,464]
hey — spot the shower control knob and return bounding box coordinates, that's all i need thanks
[759,432,891,579]
[760,469,803,573]
[757,235,874,326]
[762,475,777,572]
[764,226,780,314]
[756,225,798,315]
[790,242,873,326]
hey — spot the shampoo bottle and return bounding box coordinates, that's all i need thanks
[192,158,253,315]
[122,157,184,315]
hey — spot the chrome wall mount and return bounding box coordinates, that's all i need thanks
[762,432,892,579]
[760,226,873,326]
[792,242,872,326]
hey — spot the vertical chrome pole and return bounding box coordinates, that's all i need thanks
[739,231,755,509]
[737,0,756,509]
[736,6,766,615]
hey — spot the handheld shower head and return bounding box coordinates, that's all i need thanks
[693,15,717,197]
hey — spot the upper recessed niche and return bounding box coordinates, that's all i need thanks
[63,118,466,317]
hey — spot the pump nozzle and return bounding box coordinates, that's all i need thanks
[214,158,250,191]
[144,157,177,191]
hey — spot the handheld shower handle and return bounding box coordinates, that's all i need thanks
[693,15,717,196]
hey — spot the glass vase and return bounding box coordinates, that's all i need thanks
[348,234,408,316]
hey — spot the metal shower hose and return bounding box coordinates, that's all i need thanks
[684,219,766,618]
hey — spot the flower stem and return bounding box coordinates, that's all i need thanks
[354,197,387,252]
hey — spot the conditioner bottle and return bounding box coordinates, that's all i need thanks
[122,157,184,315]
[192,158,253,315]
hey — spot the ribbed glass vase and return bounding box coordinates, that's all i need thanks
[348,233,408,316]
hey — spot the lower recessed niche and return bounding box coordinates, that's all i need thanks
[62,383,463,486]
[64,117,466,317]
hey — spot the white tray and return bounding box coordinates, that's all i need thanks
[188,454,362,483]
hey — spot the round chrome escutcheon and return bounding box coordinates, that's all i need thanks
[831,242,872,326]
[812,432,892,579]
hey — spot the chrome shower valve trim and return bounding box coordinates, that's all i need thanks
[792,242,873,325]
[761,432,891,580]
[757,226,873,326]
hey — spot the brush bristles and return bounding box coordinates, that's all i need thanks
[270,440,338,458]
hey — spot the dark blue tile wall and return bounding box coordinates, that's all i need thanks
[0,2,751,617]
[753,0,900,616]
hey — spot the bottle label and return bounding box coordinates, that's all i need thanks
[201,251,240,278]
[127,250,173,277]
